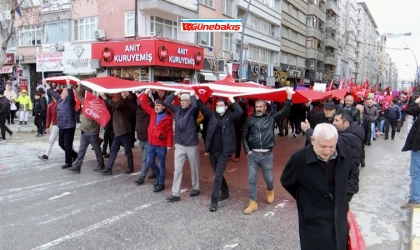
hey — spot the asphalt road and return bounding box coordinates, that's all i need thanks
[0,122,412,250]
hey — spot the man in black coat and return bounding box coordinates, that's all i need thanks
[0,89,12,142]
[356,104,371,167]
[339,95,361,125]
[197,95,243,212]
[281,123,352,250]
[304,101,337,145]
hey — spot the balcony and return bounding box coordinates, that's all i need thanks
[326,18,336,29]
[306,26,324,41]
[348,37,357,47]
[356,36,363,43]
[348,51,356,60]
[326,0,340,15]
[42,0,70,13]
[307,4,326,21]
[306,48,324,61]
[139,0,198,18]
[325,37,338,49]
[325,53,337,66]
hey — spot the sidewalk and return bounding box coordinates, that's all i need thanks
[7,115,37,133]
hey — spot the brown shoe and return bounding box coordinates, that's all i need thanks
[401,200,420,210]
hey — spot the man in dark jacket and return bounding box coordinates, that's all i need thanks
[339,95,361,125]
[99,91,136,175]
[197,95,243,212]
[365,98,379,141]
[134,93,153,185]
[401,98,420,209]
[164,90,200,202]
[356,104,371,167]
[384,100,401,140]
[0,89,12,142]
[33,91,47,137]
[303,101,337,145]
[302,109,365,201]
[281,123,352,250]
[45,78,78,169]
[242,87,294,215]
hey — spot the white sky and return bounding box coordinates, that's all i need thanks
[364,0,420,82]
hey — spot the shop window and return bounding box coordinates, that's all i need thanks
[19,25,43,46]
[222,0,234,16]
[74,16,98,41]
[125,11,135,37]
[44,21,70,44]
[222,33,232,52]
[197,32,214,47]
[150,16,177,39]
[199,0,214,8]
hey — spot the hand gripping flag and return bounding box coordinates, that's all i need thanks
[82,91,111,127]
[192,85,213,103]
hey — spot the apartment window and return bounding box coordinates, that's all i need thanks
[281,26,289,39]
[125,11,135,36]
[297,34,305,46]
[281,52,288,64]
[150,16,177,39]
[297,57,305,67]
[19,25,43,46]
[298,11,306,24]
[309,0,318,5]
[199,0,214,8]
[222,33,232,51]
[74,16,98,41]
[289,54,297,66]
[198,32,214,47]
[307,15,317,28]
[275,0,282,13]
[249,45,271,63]
[44,21,70,44]
[247,14,272,36]
[290,31,297,42]
[222,0,234,16]
[282,1,289,12]
[306,37,320,49]
[291,7,297,19]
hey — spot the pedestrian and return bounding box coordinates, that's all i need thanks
[98,91,136,175]
[40,90,48,134]
[45,78,78,169]
[101,94,114,158]
[384,100,401,140]
[281,123,352,250]
[68,82,105,173]
[0,88,13,142]
[140,89,174,192]
[401,97,420,209]
[15,89,32,126]
[33,91,47,137]
[355,104,371,167]
[39,90,60,161]
[4,82,17,125]
[164,90,200,202]
[339,95,361,125]
[232,98,247,162]
[364,98,379,142]
[242,87,294,214]
[134,93,155,185]
[197,94,243,211]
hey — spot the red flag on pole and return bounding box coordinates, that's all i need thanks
[82,91,111,127]
[327,80,334,91]
[338,78,345,90]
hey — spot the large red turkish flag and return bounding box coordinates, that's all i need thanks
[82,91,110,127]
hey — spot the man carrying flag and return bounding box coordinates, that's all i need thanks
[68,81,106,173]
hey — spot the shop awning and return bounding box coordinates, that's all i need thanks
[63,68,96,76]
[0,65,14,74]
[199,72,227,81]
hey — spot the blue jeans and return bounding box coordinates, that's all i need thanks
[378,120,385,133]
[410,151,420,202]
[247,151,274,201]
[371,122,376,140]
[138,140,149,179]
[147,145,167,185]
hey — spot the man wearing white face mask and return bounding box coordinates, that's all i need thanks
[196,95,243,212]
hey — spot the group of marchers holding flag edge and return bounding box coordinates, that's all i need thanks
[42,74,409,250]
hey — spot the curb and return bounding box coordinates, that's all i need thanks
[412,208,420,249]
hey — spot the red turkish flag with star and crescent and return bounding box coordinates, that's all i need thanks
[192,85,214,103]
[82,91,111,127]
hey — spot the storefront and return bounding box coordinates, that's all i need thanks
[91,38,204,83]
[63,44,96,80]
[0,53,16,82]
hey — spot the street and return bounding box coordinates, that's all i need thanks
[0,122,412,250]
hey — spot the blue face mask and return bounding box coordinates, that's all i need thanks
[216,106,226,114]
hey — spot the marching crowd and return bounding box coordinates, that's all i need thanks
[1,77,419,249]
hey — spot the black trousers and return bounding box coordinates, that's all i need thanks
[102,122,114,153]
[6,110,16,124]
[35,115,44,135]
[0,115,12,139]
[385,119,397,139]
[234,126,243,158]
[106,133,134,170]
[59,127,78,166]
[209,150,229,201]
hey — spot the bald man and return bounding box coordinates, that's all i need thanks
[340,95,361,125]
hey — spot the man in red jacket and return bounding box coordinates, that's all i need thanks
[39,93,59,160]
[141,89,174,193]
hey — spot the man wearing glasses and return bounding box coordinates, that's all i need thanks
[164,90,200,202]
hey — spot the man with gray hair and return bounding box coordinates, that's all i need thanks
[164,89,200,202]
[281,123,352,250]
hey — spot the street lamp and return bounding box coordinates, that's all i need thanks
[238,0,252,83]
[402,43,419,87]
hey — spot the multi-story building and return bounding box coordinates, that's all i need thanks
[377,35,387,85]
[383,52,392,89]
[355,1,379,85]
[390,62,398,88]
[324,0,339,82]
[280,0,307,87]
[336,0,357,82]
[305,0,326,84]
[236,0,282,85]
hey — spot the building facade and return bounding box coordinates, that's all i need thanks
[324,0,339,82]
[280,0,307,87]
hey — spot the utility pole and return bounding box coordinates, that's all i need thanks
[238,0,252,83]
[134,0,138,39]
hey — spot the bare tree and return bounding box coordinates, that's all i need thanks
[206,47,223,81]
[0,0,20,69]
[249,61,266,83]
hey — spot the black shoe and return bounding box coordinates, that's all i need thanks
[209,202,218,212]
[19,121,22,125]
[68,167,81,173]
[103,154,110,158]
[190,189,200,197]
[7,121,10,125]
[153,184,165,193]
[93,166,105,171]
[392,138,395,140]
[153,178,159,187]
[24,121,27,125]
[72,155,78,163]
[61,164,72,169]
[39,155,49,161]
[166,195,181,202]
[36,134,43,137]
[99,168,112,175]
[218,193,230,202]
[9,132,13,137]
[125,168,134,174]
[384,137,389,140]
[148,173,157,179]
[135,178,145,185]
[102,151,108,156]
[373,138,376,141]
